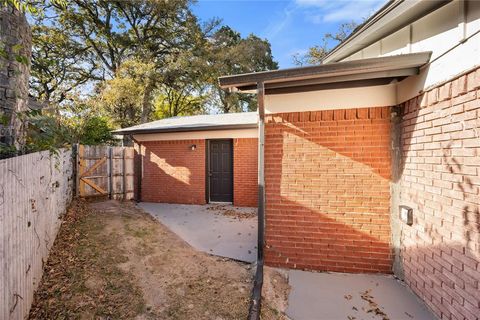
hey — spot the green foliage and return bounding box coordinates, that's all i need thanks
[0,108,116,159]
[153,86,206,119]
[23,109,74,153]
[96,58,154,127]
[0,143,17,159]
[29,1,278,123]
[0,114,9,125]
[0,47,7,59]
[29,0,211,123]
[206,26,278,113]
[11,43,29,65]
[78,116,115,145]
[24,111,117,152]
[1,0,39,14]
[293,21,359,65]
[1,0,65,14]
[30,24,96,103]
[11,0,279,159]
[31,0,201,79]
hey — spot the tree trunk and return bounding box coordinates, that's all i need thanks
[0,6,32,154]
[140,80,154,123]
[220,90,231,113]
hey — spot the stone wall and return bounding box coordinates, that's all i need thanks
[0,6,31,149]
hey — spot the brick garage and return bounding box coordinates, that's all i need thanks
[393,67,480,320]
[137,137,258,207]
[140,139,206,204]
[264,107,392,273]
[234,138,258,207]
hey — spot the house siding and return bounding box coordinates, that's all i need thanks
[233,138,258,207]
[264,107,392,273]
[338,1,480,100]
[395,67,480,320]
[140,139,206,204]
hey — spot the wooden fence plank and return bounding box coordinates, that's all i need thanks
[80,156,106,178]
[77,145,134,200]
[78,145,86,197]
[81,178,107,195]
[0,149,73,320]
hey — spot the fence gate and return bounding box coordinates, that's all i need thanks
[76,144,134,200]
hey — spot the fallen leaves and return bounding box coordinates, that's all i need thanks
[29,199,146,319]
[207,204,257,220]
[344,288,393,320]
[360,289,390,320]
[30,199,253,319]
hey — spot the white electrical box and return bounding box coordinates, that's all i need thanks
[399,206,413,226]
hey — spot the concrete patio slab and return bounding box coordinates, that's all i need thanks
[138,202,257,263]
[287,270,437,320]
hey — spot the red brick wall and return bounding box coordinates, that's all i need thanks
[264,107,392,273]
[233,138,258,207]
[140,139,206,204]
[397,67,480,320]
[138,138,259,206]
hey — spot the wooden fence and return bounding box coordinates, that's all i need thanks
[76,145,134,200]
[0,149,74,320]
[0,144,135,319]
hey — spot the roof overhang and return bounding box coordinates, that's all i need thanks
[323,0,451,63]
[219,52,432,94]
[113,123,258,135]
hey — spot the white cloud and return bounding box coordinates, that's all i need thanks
[262,0,385,41]
[295,0,333,8]
[295,0,386,23]
[261,2,298,40]
[288,48,308,56]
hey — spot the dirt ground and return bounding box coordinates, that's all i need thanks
[29,199,254,319]
[261,267,291,320]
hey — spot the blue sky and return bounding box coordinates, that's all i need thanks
[192,0,386,68]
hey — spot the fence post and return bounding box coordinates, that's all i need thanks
[122,148,126,200]
[108,146,113,199]
[72,143,78,197]
[78,144,85,197]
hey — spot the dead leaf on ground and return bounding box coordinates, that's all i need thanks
[29,199,253,320]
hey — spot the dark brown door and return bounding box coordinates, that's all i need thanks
[208,140,233,202]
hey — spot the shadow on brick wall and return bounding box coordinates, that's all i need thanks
[264,108,393,273]
[140,141,206,204]
[392,71,480,320]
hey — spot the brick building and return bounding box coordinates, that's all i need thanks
[219,1,480,319]
[116,112,258,207]
[117,1,480,319]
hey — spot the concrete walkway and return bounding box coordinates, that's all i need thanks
[287,270,437,320]
[138,202,257,263]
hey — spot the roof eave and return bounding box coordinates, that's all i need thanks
[219,51,432,92]
[113,123,258,135]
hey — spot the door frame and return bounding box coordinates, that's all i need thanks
[205,139,234,203]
